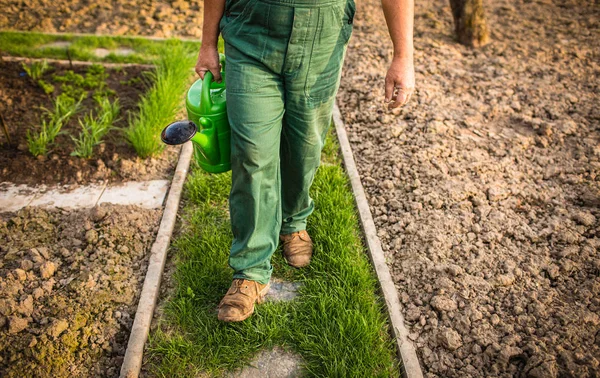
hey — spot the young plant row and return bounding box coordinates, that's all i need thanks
[26,93,120,159]
[24,61,120,159]
[24,41,196,160]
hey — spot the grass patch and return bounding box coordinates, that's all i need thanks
[0,31,223,64]
[147,130,400,377]
[125,41,196,158]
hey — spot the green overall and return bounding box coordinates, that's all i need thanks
[220,0,355,284]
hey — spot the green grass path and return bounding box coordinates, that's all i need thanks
[147,130,400,377]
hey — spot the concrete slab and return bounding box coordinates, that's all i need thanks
[98,180,169,208]
[227,347,303,378]
[29,183,106,209]
[0,183,38,213]
[265,279,301,302]
[39,41,72,50]
[94,47,135,58]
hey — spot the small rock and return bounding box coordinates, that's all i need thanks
[118,245,129,254]
[438,328,462,351]
[85,229,99,245]
[17,296,34,316]
[29,248,44,264]
[490,314,500,325]
[8,316,29,334]
[497,273,515,286]
[487,186,510,202]
[382,180,395,190]
[32,287,44,300]
[388,199,402,210]
[405,306,421,322]
[48,319,69,338]
[573,211,596,227]
[430,295,457,312]
[39,261,56,279]
[447,264,464,276]
[90,206,107,222]
[37,247,50,259]
[20,259,34,271]
[14,269,27,281]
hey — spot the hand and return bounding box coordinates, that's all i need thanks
[384,56,415,109]
[195,45,222,82]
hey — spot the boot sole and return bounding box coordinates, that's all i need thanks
[218,282,271,322]
[283,255,312,268]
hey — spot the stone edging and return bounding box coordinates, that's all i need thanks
[332,103,424,378]
[119,142,194,378]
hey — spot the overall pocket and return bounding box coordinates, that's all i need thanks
[304,0,356,104]
[219,0,258,38]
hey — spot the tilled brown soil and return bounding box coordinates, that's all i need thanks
[0,60,178,185]
[338,0,599,377]
[0,0,204,38]
[0,204,161,377]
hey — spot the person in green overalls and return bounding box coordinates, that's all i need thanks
[196,0,414,322]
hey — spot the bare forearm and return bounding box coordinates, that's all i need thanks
[202,0,226,49]
[381,0,414,59]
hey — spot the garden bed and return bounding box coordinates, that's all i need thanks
[0,204,161,377]
[0,59,178,186]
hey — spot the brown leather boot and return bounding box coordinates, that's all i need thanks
[217,279,270,322]
[279,230,313,268]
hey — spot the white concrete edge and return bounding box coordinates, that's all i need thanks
[119,142,194,378]
[332,103,424,378]
[1,55,154,69]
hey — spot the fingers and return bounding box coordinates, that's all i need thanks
[212,69,222,83]
[195,67,223,82]
[385,86,414,109]
[384,77,395,103]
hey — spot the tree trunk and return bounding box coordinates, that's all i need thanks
[449,0,490,48]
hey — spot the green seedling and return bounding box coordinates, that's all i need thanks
[120,77,142,86]
[96,96,120,126]
[60,84,87,99]
[83,64,108,90]
[27,94,83,156]
[44,93,83,124]
[52,70,85,86]
[70,113,108,159]
[21,59,49,81]
[37,79,55,95]
[71,97,120,159]
[26,118,63,156]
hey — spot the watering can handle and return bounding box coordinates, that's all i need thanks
[200,54,226,114]
[200,71,214,115]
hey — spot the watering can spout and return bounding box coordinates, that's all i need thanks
[160,119,220,164]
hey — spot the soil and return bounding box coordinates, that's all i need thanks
[2,0,599,377]
[337,0,600,377]
[0,204,161,377]
[0,60,178,186]
[0,0,205,38]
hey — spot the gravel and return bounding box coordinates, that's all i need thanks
[338,0,599,376]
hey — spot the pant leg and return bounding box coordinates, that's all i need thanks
[280,1,355,234]
[225,42,285,285]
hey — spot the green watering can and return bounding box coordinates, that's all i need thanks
[161,55,230,173]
